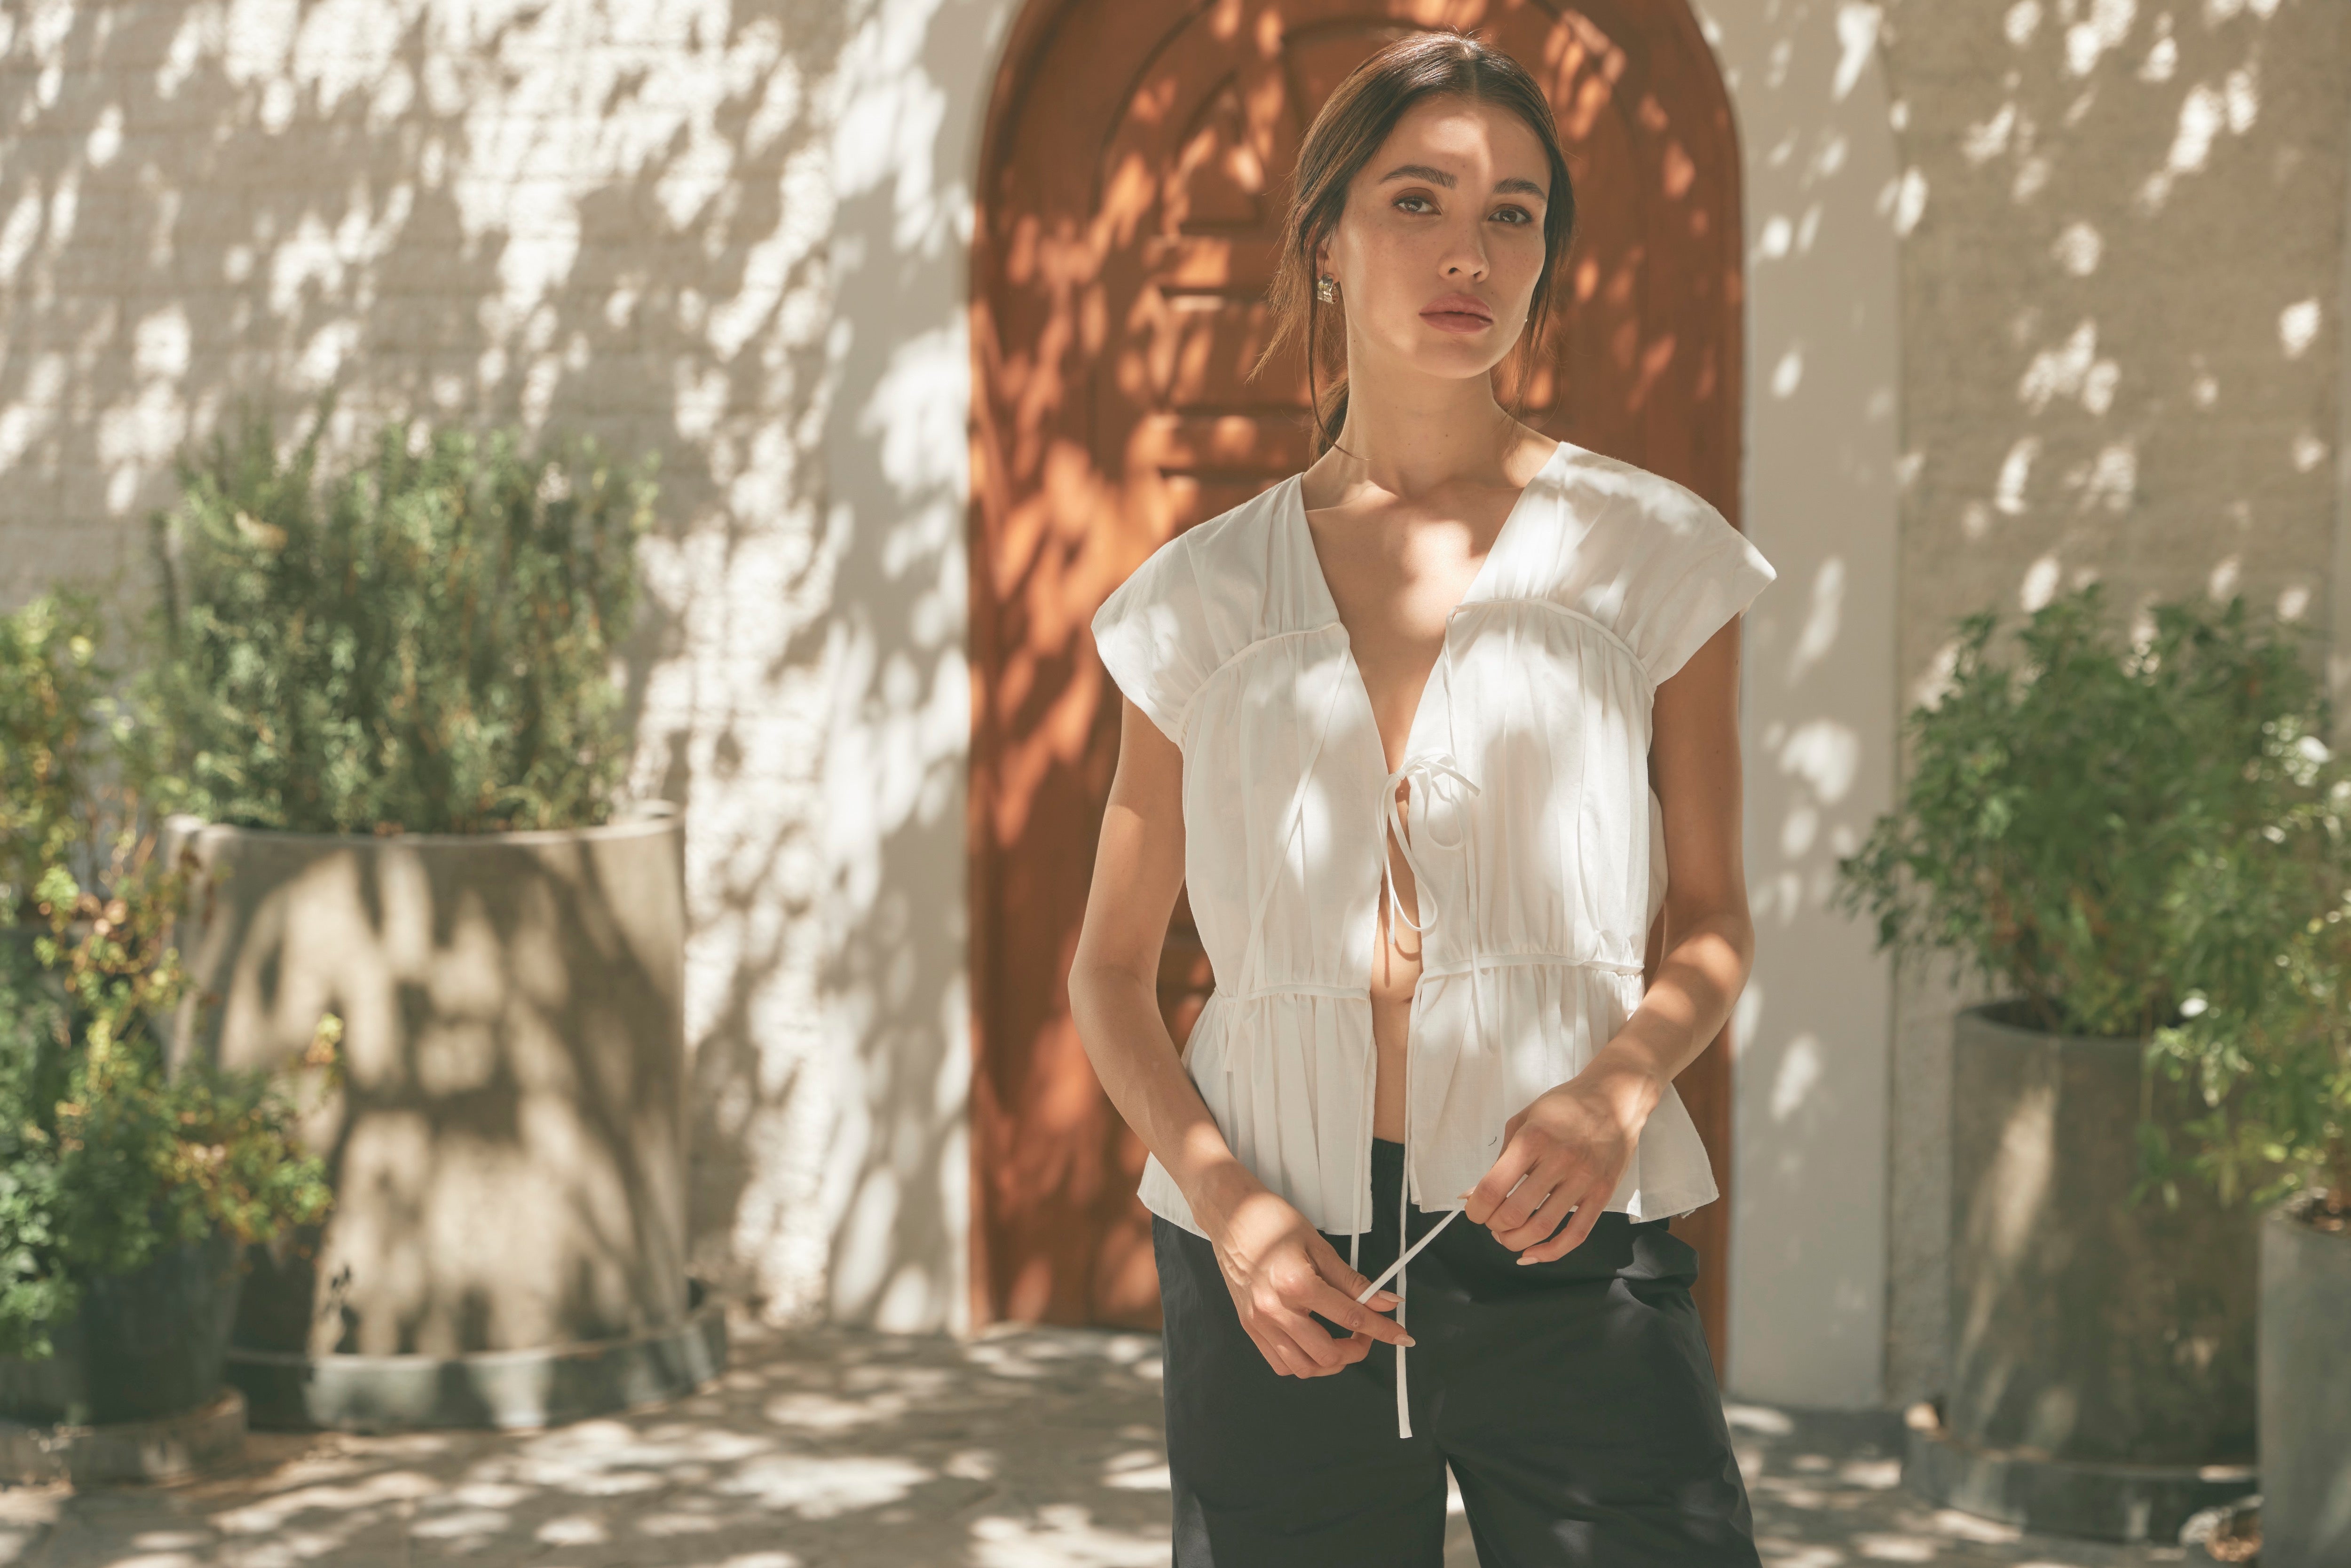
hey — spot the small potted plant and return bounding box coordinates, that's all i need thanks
[2139,713,2350,1567]
[133,402,721,1432]
[1835,583,2312,1542]
[0,593,334,1480]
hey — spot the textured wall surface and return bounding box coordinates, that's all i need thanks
[0,0,937,1330]
[1693,0,1903,1410]
[1873,0,2351,1407]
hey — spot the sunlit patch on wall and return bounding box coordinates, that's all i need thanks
[2278,297,2320,357]
[2020,552,2062,611]
[2208,552,2241,600]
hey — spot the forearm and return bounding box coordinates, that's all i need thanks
[1584,908,1755,1127]
[1069,961,1263,1237]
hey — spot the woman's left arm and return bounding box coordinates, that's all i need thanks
[1461,614,1756,1261]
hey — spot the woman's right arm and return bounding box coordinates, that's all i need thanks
[1068,694,1409,1377]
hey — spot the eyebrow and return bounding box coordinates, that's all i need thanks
[1375,162,1548,200]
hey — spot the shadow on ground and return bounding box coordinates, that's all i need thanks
[0,1309,2190,1566]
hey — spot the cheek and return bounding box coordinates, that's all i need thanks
[1500,235,1547,294]
[1352,221,1439,292]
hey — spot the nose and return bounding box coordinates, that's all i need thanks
[1445,223,1491,279]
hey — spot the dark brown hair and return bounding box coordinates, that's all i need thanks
[1248,27,1579,459]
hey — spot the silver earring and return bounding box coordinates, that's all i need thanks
[1316,275,1336,303]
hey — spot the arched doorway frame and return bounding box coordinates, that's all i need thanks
[847,0,1901,1408]
[969,0,1751,1361]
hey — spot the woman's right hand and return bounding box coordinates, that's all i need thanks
[1206,1182,1413,1377]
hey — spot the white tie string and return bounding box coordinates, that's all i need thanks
[1351,744,1483,1440]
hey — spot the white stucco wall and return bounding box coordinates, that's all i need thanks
[1691,1,1902,1410]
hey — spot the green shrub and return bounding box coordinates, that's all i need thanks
[1835,581,2348,1209]
[136,405,658,835]
[0,591,116,925]
[2144,744,2351,1211]
[0,595,337,1363]
[0,843,337,1363]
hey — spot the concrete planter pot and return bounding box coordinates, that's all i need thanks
[1903,1000,2260,1542]
[158,801,722,1429]
[0,1223,251,1484]
[0,1221,244,1426]
[2259,1188,2351,1567]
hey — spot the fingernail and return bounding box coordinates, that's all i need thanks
[1402,1334,1417,1346]
[1516,1254,1535,1265]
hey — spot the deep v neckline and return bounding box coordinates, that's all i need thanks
[1289,438,1567,767]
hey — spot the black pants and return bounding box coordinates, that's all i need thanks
[1153,1136,1761,1566]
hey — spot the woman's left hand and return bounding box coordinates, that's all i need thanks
[1460,1058,1662,1263]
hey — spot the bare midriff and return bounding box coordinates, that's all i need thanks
[1368,792,1421,1141]
[1299,429,1559,1146]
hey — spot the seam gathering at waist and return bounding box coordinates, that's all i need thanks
[1217,949,1644,1004]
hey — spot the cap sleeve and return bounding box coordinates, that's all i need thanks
[1091,530,1218,747]
[1619,496,1777,686]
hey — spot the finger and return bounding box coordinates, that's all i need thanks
[1486,1171,1561,1241]
[1250,1323,1318,1379]
[1461,1154,1540,1228]
[1305,1235,1402,1314]
[1486,1159,1561,1235]
[1302,1277,1413,1347]
[1314,1327,1381,1372]
[1264,1304,1353,1373]
[1492,1178,1576,1252]
[1309,1324,1376,1371]
[1518,1180,1608,1263]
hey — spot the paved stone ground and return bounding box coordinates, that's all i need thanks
[0,1307,2195,1566]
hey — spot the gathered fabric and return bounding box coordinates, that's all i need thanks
[1092,437,1777,1440]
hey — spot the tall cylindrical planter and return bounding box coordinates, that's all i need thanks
[1903,1000,2260,1540]
[2260,1189,2351,1568]
[159,802,726,1430]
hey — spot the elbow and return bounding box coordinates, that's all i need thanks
[1724,910,1760,1001]
[1715,905,1759,985]
[1665,897,1759,985]
[1066,951,1156,1049]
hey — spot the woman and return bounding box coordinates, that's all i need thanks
[1069,26,1774,1568]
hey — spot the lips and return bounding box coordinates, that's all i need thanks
[1421,294,1494,325]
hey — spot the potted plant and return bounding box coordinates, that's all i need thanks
[1836,583,2312,1542]
[133,403,723,1432]
[2140,712,2351,1567]
[0,592,334,1481]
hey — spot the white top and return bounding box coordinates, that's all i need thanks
[1090,436,1775,1435]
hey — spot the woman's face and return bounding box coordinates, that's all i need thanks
[1315,94,1552,386]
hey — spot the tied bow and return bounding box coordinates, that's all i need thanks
[1377,752,1481,942]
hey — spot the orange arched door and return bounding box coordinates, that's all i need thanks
[970,0,1747,1376]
